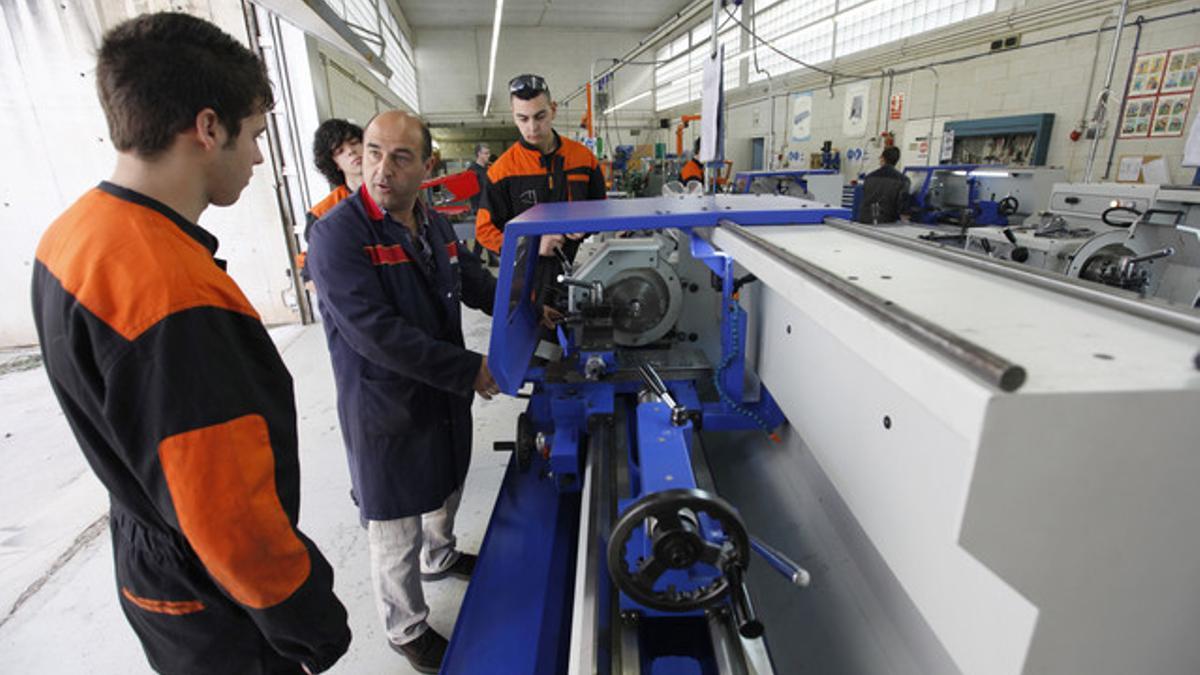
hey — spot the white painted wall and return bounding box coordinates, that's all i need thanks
[682,1,1200,185]
[0,0,303,347]
[415,26,658,146]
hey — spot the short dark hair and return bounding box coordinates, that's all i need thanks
[96,12,274,157]
[474,143,490,156]
[418,119,433,161]
[881,146,901,165]
[313,119,363,187]
[693,138,701,155]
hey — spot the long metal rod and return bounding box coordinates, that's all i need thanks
[924,67,939,166]
[720,220,1028,392]
[1104,16,1144,180]
[707,610,750,675]
[567,419,612,675]
[822,218,1200,335]
[1084,0,1129,182]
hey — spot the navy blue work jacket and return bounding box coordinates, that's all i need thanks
[307,186,496,519]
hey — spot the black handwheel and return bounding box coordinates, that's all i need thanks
[998,196,1020,217]
[607,488,750,612]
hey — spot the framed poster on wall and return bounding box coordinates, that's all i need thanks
[1122,46,1197,139]
[1161,46,1200,94]
[1149,93,1192,137]
[1120,96,1157,138]
[1129,51,1168,96]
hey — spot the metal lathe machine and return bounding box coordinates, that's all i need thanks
[443,194,1200,675]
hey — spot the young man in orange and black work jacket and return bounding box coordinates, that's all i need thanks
[297,119,363,285]
[306,118,363,241]
[30,12,350,674]
[474,74,606,302]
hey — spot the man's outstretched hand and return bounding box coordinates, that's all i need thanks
[474,356,500,400]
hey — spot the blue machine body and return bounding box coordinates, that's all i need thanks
[904,164,1016,226]
[444,195,849,674]
[733,168,836,194]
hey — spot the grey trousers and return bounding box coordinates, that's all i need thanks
[367,489,462,646]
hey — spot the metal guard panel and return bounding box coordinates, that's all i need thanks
[505,194,847,235]
[442,456,579,674]
[488,196,849,393]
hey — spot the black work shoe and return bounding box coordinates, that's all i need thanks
[390,628,447,674]
[420,552,476,581]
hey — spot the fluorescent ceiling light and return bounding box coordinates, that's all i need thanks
[603,90,652,115]
[970,170,1013,178]
[482,0,505,117]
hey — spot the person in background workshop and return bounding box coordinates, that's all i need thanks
[855,145,911,224]
[306,118,364,241]
[297,119,363,287]
[680,137,704,185]
[474,73,606,306]
[466,142,491,212]
[30,12,351,674]
[466,142,499,265]
[306,110,497,674]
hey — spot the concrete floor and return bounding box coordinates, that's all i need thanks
[0,308,522,674]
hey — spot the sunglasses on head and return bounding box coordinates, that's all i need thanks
[509,74,549,98]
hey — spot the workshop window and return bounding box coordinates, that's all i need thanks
[836,0,997,59]
[654,6,741,111]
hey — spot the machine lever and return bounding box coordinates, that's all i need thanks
[725,566,764,639]
[638,363,688,426]
[553,246,573,277]
[556,274,605,304]
[749,536,811,587]
[1126,246,1175,265]
[1120,246,1175,283]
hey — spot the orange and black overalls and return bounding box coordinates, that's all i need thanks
[31,182,351,674]
[680,158,704,184]
[474,130,606,255]
[299,184,353,281]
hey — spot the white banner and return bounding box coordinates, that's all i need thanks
[790,92,812,142]
[843,81,870,138]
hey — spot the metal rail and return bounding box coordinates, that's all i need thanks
[720,220,1028,392]
[822,218,1200,335]
[567,417,614,675]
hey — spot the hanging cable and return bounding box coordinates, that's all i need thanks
[723,6,871,82]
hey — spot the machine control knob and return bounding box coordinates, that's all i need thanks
[584,355,608,381]
[1001,228,1030,263]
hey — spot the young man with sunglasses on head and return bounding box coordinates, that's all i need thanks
[474,74,605,289]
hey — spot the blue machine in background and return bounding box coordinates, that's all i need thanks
[903,164,1023,226]
[444,195,848,675]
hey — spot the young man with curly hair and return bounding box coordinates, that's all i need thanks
[306,118,363,240]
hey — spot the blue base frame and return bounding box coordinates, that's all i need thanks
[441,455,579,674]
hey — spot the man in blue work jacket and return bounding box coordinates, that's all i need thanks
[306,110,498,673]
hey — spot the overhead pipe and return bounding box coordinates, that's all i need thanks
[1104,16,1145,180]
[1084,0,1130,182]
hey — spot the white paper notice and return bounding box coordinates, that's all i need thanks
[843,82,870,138]
[1141,157,1170,184]
[790,92,812,142]
[1185,113,1200,167]
[700,45,724,164]
[1117,156,1143,182]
